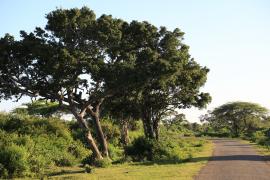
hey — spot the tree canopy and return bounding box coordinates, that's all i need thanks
[201,102,269,137]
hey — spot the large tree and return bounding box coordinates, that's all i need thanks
[102,24,211,140]
[0,6,211,159]
[132,27,211,140]
[201,102,269,137]
[0,7,128,159]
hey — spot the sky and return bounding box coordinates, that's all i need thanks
[1,0,270,122]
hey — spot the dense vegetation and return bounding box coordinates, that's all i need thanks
[0,110,209,178]
[0,5,210,164]
[0,6,214,179]
[0,112,88,178]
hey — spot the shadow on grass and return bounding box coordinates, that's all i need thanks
[48,169,85,177]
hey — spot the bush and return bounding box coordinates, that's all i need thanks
[251,131,267,144]
[28,155,48,175]
[0,113,71,139]
[94,158,112,168]
[0,163,8,178]
[84,164,94,173]
[101,119,120,144]
[0,144,30,178]
[0,113,90,178]
[108,143,124,161]
[125,136,205,163]
[125,136,184,162]
[125,136,152,161]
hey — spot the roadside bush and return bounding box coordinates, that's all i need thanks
[125,136,205,163]
[251,131,267,144]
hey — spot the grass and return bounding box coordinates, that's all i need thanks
[45,139,213,180]
[241,139,270,156]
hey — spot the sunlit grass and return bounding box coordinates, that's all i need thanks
[47,139,213,180]
[242,139,270,156]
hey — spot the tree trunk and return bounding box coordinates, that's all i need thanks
[142,110,154,139]
[86,130,103,160]
[153,118,159,140]
[72,112,103,160]
[93,114,109,158]
[120,118,129,146]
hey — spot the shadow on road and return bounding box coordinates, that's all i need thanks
[190,154,270,162]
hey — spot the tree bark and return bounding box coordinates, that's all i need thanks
[142,110,155,139]
[93,114,109,158]
[120,118,129,146]
[153,118,159,140]
[72,111,103,160]
[86,130,103,160]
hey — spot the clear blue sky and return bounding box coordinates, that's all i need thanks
[1,0,270,122]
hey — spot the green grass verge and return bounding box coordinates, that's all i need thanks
[46,139,213,180]
[241,139,270,156]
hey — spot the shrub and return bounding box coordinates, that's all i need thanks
[94,158,112,168]
[0,144,30,178]
[28,155,48,175]
[125,136,152,161]
[251,131,267,144]
[125,136,204,163]
[84,164,94,173]
[101,120,120,144]
[0,113,71,139]
[125,136,184,162]
[108,143,124,161]
[0,113,90,178]
[55,153,77,166]
[0,163,8,178]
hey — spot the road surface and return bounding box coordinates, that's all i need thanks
[195,139,270,180]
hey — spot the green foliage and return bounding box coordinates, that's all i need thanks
[108,143,124,162]
[0,144,30,178]
[0,163,9,179]
[125,136,153,161]
[94,158,112,168]
[13,100,62,117]
[84,164,94,173]
[0,113,89,178]
[0,113,71,139]
[125,136,205,163]
[161,119,195,137]
[202,102,269,137]
[101,119,120,144]
[250,130,268,145]
[0,6,210,147]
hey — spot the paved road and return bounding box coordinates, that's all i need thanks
[195,139,270,180]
